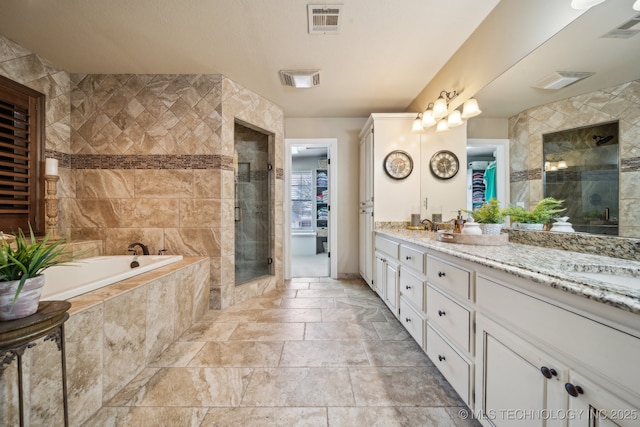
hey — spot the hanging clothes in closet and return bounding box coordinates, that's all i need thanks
[484,161,497,201]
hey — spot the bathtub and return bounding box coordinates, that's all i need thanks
[41,255,183,301]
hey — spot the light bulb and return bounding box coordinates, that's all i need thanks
[558,161,568,169]
[422,109,436,128]
[570,0,605,9]
[447,110,463,128]
[433,96,448,119]
[412,116,424,132]
[436,118,449,132]
[634,0,640,10]
[461,98,481,118]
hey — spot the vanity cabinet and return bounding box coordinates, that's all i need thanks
[374,235,400,316]
[475,273,640,427]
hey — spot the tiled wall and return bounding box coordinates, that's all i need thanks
[509,80,640,237]
[1,34,284,309]
[69,74,284,308]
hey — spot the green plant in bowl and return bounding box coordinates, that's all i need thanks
[505,197,566,226]
[464,198,507,224]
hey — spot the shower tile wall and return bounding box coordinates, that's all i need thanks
[0,34,284,309]
[509,79,640,237]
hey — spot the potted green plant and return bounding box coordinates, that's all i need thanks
[505,197,566,230]
[464,198,507,235]
[0,227,70,321]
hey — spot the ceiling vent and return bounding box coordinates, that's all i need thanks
[532,71,595,90]
[308,4,343,34]
[602,14,640,39]
[279,70,321,88]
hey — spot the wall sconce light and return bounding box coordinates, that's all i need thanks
[412,113,425,132]
[557,160,568,169]
[413,89,482,133]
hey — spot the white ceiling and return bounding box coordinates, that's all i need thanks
[0,0,639,119]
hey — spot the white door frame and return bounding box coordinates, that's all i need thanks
[284,138,338,280]
[467,138,510,209]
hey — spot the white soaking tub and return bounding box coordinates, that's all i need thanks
[41,255,183,301]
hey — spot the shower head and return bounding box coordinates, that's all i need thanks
[593,135,614,146]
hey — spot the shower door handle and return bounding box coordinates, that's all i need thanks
[235,206,242,222]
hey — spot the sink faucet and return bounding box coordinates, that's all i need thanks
[421,219,436,231]
[127,242,149,256]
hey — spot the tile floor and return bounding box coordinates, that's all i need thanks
[85,277,479,426]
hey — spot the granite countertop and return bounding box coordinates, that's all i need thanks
[375,227,640,315]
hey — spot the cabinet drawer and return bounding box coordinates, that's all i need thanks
[427,255,471,300]
[399,244,426,274]
[375,235,399,258]
[400,297,425,347]
[427,285,471,353]
[400,268,425,311]
[426,323,471,405]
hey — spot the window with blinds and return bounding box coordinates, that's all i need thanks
[291,170,313,231]
[0,76,45,234]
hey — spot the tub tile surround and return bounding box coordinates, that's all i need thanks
[0,257,209,426]
[509,79,640,238]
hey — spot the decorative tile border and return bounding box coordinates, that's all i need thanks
[510,168,542,183]
[45,151,234,170]
[622,157,640,172]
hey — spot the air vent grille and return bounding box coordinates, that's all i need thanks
[532,71,595,90]
[308,4,343,34]
[279,70,321,88]
[602,14,640,39]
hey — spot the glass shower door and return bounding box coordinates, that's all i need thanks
[234,122,272,285]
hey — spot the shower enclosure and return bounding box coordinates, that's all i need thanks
[234,121,273,284]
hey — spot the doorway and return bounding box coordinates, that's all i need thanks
[466,139,510,212]
[285,138,338,279]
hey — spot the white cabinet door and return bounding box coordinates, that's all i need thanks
[384,258,399,318]
[359,126,373,205]
[374,253,386,298]
[359,208,373,287]
[566,371,639,427]
[477,314,566,427]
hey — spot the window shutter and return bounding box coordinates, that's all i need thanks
[0,76,44,234]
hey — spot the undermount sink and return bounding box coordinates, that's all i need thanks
[564,265,640,290]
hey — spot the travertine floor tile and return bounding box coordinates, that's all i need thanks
[229,322,305,341]
[321,307,387,322]
[279,297,336,309]
[86,407,209,427]
[349,366,462,407]
[129,367,252,407]
[241,367,355,406]
[362,340,433,367]
[188,341,284,367]
[334,296,386,309]
[328,407,480,427]
[257,308,322,323]
[148,341,206,367]
[372,320,411,341]
[280,340,369,367]
[179,321,238,341]
[204,309,264,323]
[304,322,380,340]
[202,407,328,427]
[296,289,347,298]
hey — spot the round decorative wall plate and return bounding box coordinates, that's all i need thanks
[430,150,459,180]
[383,150,413,180]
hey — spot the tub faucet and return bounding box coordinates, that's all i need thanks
[127,242,149,256]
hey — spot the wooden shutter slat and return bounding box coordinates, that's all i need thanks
[0,151,30,162]
[0,141,31,153]
[0,133,31,146]
[0,208,30,213]
[0,200,30,205]
[0,170,30,179]
[0,159,29,170]
[0,122,30,136]
[0,111,29,126]
[0,189,29,196]
[0,179,29,187]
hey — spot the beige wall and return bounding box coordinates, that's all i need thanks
[509,79,640,237]
[285,117,367,276]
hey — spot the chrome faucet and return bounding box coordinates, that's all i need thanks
[127,242,149,256]
[421,219,436,231]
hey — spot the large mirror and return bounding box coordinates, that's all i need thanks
[543,121,619,235]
